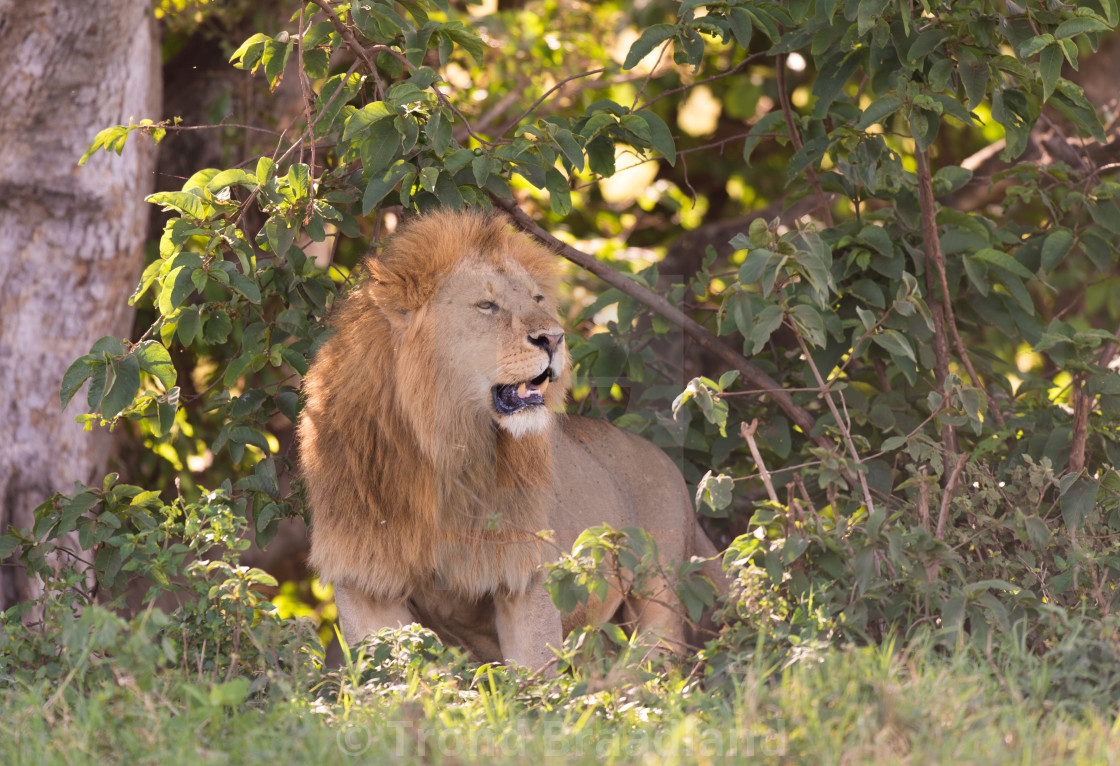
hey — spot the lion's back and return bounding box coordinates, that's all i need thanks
[553,415,694,562]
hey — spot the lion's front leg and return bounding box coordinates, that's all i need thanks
[334,583,415,647]
[494,585,562,673]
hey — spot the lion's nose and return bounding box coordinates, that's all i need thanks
[528,332,564,354]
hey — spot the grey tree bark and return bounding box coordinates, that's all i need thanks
[0,1,161,611]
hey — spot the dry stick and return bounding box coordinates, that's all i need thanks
[741,419,781,504]
[935,452,969,540]
[775,54,834,228]
[1069,375,1090,474]
[492,197,831,453]
[914,148,1005,429]
[794,329,877,516]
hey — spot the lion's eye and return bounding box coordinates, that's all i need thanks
[476,300,498,312]
[533,295,544,304]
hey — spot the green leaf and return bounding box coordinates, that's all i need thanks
[958,57,989,111]
[1040,229,1074,272]
[623,24,677,70]
[86,361,109,412]
[790,304,825,347]
[206,169,258,192]
[433,172,465,209]
[871,329,916,362]
[727,8,753,48]
[230,273,262,304]
[696,471,734,515]
[544,168,572,216]
[158,266,196,316]
[634,110,676,166]
[101,353,140,419]
[438,21,486,66]
[256,157,275,184]
[855,94,902,130]
[1060,477,1099,530]
[908,29,949,62]
[553,128,584,172]
[176,307,201,346]
[362,161,412,215]
[315,73,362,136]
[134,342,176,389]
[933,166,973,195]
[881,435,906,451]
[156,388,179,437]
[1039,45,1063,102]
[230,32,269,69]
[203,310,232,345]
[146,191,207,221]
[1055,17,1111,40]
[61,357,92,409]
[749,304,784,354]
[856,0,890,34]
[343,101,396,141]
[972,248,1036,280]
[811,51,861,119]
[419,166,439,193]
[262,215,297,257]
[1017,34,1055,59]
[428,109,453,155]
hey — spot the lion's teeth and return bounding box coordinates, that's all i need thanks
[517,382,529,398]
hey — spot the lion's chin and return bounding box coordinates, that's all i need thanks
[496,406,554,439]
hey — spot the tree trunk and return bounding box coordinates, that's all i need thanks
[0,1,161,611]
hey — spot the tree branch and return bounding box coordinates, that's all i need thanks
[307,0,383,96]
[936,452,969,540]
[492,197,831,454]
[914,148,1005,429]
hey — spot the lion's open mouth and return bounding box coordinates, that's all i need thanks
[492,369,553,415]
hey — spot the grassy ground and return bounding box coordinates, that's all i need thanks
[4,636,1119,765]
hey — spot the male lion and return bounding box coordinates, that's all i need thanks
[299,209,723,669]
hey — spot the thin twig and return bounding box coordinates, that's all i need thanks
[793,328,876,515]
[740,419,780,504]
[630,40,672,111]
[775,54,833,227]
[637,53,764,111]
[497,68,607,137]
[308,0,383,96]
[297,7,317,223]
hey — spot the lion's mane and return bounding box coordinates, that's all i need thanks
[299,211,566,602]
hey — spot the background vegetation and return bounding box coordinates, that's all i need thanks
[3,0,1120,761]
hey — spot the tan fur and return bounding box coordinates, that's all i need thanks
[300,209,723,667]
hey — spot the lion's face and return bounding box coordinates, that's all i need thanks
[428,258,568,439]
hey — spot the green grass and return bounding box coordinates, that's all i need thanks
[3,636,1118,765]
